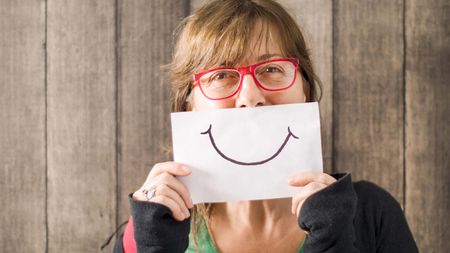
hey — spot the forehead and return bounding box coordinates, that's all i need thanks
[199,19,286,69]
[239,21,284,65]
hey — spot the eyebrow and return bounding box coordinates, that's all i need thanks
[257,53,283,61]
[218,53,283,67]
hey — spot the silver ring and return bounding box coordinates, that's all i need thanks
[142,185,157,201]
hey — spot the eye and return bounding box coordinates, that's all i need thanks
[257,64,285,75]
[211,71,231,81]
[214,72,227,79]
[264,66,283,73]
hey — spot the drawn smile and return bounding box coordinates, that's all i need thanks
[201,124,299,166]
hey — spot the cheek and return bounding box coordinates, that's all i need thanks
[289,76,307,102]
[266,79,306,104]
[292,82,307,102]
[191,88,235,110]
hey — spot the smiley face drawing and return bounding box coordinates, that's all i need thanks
[201,124,299,166]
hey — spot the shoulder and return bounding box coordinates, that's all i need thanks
[351,180,405,239]
[327,174,402,213]
[352,180,402,212]
[353,181,394,200]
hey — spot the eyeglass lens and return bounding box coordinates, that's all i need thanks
[199,60,296,99]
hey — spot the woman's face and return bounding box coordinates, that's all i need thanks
[190,25,306,111]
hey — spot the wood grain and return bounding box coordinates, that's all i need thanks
[333,0,405,203]
[0,1,46,252]
[1,1,448,251]
[117,0,189,223]
[405,0,450,252]
[46,1,116,251]
[190,0,206,11]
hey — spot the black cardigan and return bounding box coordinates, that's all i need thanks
[114,173,419,253]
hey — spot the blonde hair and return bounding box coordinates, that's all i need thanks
[166,0,322,250]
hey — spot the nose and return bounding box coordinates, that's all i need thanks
[235,74,266,108]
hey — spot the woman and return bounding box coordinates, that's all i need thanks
[114,0,418,252]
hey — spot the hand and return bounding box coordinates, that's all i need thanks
[288,171,336,218]
[132,162,194,221]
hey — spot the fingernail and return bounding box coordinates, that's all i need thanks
[184,209,191,218]
[182,166,191,173]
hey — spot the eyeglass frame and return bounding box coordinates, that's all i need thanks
[192,57,301,100]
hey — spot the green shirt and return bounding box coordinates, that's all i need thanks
[185,220,305,253]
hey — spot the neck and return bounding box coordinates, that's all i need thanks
[211,198,296,234]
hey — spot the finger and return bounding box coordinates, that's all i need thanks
[291,181,327,215]
[162,173,194,208]
[156,183,191,218]
[132,189,148,202]
[153,172,193,208]
[288,171,336,187]
[149,162,192,179]
[151,195,188,221]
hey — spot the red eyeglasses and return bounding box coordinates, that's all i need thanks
[193,58,300,100]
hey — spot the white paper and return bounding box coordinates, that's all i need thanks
[170,102,323,204]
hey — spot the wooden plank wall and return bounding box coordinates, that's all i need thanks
[0,1,46,252]
[0,0,448,252]
[46,1,117,252]
[334,1,405,202]
[405,0,450,251]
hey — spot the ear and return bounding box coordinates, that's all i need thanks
[301,76,310,102]
[186,101,192,111]
[185,92,194,111]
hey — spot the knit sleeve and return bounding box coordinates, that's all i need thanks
[128,193,191,253]
[297,173,360,253]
